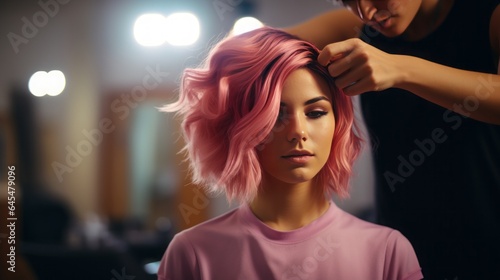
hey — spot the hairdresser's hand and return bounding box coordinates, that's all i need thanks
[318,38,406,96]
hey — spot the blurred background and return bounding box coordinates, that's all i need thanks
[0,0,375,279]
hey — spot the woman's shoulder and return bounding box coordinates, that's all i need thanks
[334,206,402,239]
[173,206,243,242]
[334,208,418,258]
[158,209,243,280]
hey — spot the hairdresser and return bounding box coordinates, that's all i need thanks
[285,1,500,279]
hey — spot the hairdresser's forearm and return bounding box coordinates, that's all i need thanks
[396,55,500,125]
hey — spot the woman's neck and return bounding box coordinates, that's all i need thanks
[249,175,330,231]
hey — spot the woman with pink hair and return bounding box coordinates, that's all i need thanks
[158,27,423,280]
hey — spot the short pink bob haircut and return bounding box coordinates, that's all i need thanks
[162,27,362,203]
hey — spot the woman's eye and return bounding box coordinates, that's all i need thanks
[307,111,328,119]
[277,111,283,121]
[277,109,287,122]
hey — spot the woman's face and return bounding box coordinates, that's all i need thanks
[257,68,335,186]
[343,0,422,37]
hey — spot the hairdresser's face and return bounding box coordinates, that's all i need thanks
[257,68,335,186]
[343,0,422,37]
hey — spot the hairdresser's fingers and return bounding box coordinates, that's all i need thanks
[339,47,403,95]
[342,78,372,96]
[341,64,393,96]
[334,65,371,95]
[326,47,366,78]
[318,39,359,66]
[334,71,360,92]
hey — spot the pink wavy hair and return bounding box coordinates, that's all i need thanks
[161,27,362,203]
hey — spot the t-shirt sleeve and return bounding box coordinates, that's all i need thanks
[157,233,199,280]
[383,230,424,280]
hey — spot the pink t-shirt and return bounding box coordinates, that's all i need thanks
[158,201,423,280]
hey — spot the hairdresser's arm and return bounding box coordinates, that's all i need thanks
[395,55,500,124]
[284,9,363,48]
[316,7,500,125]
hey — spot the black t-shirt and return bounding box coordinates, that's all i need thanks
[359,1,500,279]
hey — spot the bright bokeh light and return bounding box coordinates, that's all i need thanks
[165,12,200,46]
[134,14,168,47]
[46,70,66,96]
[28,70,66,97]
[144,261,160,275]
[29,71,48,97]
[232,17,264,36]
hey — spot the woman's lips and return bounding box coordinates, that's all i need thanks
[282,155,313,164]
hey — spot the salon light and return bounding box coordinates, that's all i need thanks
[134,14,168,47]
[165,12,200,46]
[28,70,66,97]
[28,71,47,97]
[144,261,160,274]
[232,17,264,35]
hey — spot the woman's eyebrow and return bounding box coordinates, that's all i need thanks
[280,96,331,107]
[304,96,330,105]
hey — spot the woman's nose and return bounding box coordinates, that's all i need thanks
[286,114,307,143]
